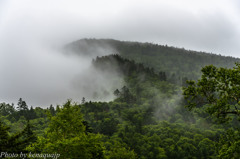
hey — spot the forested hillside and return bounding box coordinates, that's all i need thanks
[1,41,240,158]
[66,38,240,82]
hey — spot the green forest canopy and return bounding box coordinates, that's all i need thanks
[1,44,240,158]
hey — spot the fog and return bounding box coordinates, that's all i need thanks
[0,0,240,106]
[0,37,123,107]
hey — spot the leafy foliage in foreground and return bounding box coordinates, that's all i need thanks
[184,63,240,158]
[183,63,240,123]
[27,101,105,159]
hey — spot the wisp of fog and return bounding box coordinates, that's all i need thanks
[1,0,240,107]
[0,38,123,107]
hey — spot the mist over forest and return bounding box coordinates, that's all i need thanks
[0,39,123,107]
[1,38,240,158]
[1,0,240,158]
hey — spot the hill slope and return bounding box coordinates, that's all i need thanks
[66,38,240,81]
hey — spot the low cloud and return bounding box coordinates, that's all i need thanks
[0,38,123,107]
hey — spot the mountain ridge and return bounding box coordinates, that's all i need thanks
[66,38,240,82]
[67,38,239,58]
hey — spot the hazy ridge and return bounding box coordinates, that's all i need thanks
[67,38,240,82]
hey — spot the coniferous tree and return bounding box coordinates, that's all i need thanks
[113,89,121,97]
[17,98,29,120]
[81,97,86,104]
[0,121,10,151]
[49,105,56,116]
[0,103,15,116]
[29,106,37,119]
[0,120,35,153]
[17,98,28,111]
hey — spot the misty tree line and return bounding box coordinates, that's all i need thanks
[1,55,240,158]
[0,98,55,121]
[93,54,189,86]
[75,39,239,81]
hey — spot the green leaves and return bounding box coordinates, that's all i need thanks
[216,129,240,159]
[183,63,240,123]
[27,101,105,159]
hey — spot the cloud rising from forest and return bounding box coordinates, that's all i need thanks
[0,37,123,107]
[0,0,240,106]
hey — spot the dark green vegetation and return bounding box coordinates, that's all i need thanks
[184,63,240,123]
[1,39,240,158]
[66,38,240,82]
[184,63,240,159]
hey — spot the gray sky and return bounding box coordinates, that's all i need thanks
[0,0,240,106]
[1,0,240,56]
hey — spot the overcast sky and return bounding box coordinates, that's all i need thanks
[1,0,240,56]
[0,0,240,106]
